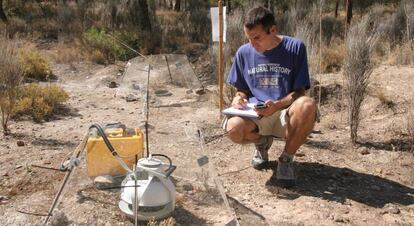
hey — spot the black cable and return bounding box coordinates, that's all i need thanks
[89,124,119,157]
[151,154,174,176]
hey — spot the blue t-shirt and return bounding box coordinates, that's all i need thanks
[227,36,310,103]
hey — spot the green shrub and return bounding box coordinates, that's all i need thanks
[14,84,69,122]
[83,27,137,62]
[20,47,51,81]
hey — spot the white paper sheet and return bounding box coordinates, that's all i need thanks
[222,103,259,119]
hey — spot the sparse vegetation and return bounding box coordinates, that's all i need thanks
[321,39,345,73]
[375,89,395,109]
[147,217,176,226]
[343,15,379,144]
[0,37,23,135]
[1,1,414,225]
[14,83,69,122]
[53,40,85,64]
[20,45,51,81]
[83,27,137,63]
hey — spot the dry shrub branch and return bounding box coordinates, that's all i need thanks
[0,37,23,135]
[343,15,379,144]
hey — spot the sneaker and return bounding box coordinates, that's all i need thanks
[276,155,296,188]
[251,136,273,170]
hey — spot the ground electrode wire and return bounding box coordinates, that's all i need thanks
[16,209,49,217]
[31,164,65,172]
[42,133,89,226]
[89,124,133,173]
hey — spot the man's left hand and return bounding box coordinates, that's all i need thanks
[254,100,281,117]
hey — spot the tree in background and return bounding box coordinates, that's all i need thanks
[0,0,8,23]
[186,0,210,43]
[174,0,180,11]
[345,0,352,24]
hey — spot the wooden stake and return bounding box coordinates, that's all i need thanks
[218,0,224,118]
[342,0,349,125]
[318,0,323,113]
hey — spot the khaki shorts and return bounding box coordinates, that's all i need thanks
[252,106,291,138]
[222,106,291,139]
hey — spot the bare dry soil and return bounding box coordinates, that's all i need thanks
[0,55,414,225]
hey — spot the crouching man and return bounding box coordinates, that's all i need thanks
[224,6,317,188]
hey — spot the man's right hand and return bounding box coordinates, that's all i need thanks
[232,95,248,109]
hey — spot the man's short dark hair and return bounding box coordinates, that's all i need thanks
[244,7,275,33]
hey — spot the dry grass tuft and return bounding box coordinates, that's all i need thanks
[321,40,345,73]
[147,217,176,226]
[374,89,395,109]
[343,15,379,144]
[20,44,52,81]
[14,84,69,122]
[389,41,414,65]
[0,37,24,134]
[53,40,85,64]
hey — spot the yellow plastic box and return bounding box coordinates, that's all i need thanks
[86,128,144,178]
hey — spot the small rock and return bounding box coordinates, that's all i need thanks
[186,89,193,94]
[359,147,370,155]
[131,84,141,90]
[195,88,205,95]
[94,175,114,189]
[154,89,172,97]
[295,152,305,157]
[17,141,25,147]
[50,210,70,226]
[15,165,22,169]
[334,215,348,223]
[125,94,139,102]
[182,182,193,191]
[384,204,401,214]
[389,207,400,214]
[108,81,119,88]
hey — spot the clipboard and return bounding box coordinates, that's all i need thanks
[222,103,259,119]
